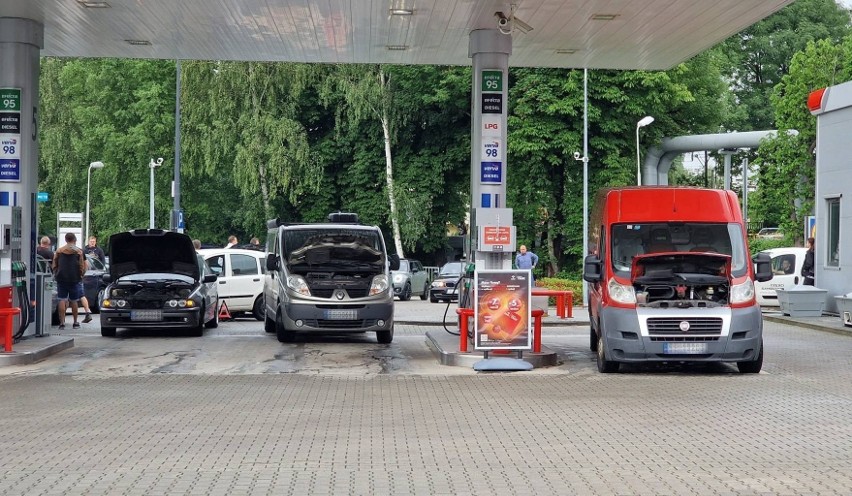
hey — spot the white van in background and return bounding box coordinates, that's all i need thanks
[755,247,809,307]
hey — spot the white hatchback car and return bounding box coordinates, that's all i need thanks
[755,247,808,307]
[198,248,267,320]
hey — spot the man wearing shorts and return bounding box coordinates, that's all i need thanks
[52,232,86,330]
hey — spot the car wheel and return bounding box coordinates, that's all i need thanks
[189,308,205,337]
[264,304,276,333]
[92,289,103,314]
[429,292,438,303]
[590,326,598,352]
[205,303,219,328]
[376,326,394,344]
[596,335,619,373]
[101,326,116,337]
[737,339,764,373]
[252,295,264,321]
[275,309,296,343]
[399,283,412,301]
[419,283,428,300]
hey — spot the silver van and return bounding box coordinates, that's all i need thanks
[262,213,400,343]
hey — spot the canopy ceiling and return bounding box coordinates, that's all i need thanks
[0,0,794,70]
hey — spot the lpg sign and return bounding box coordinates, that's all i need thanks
[482,115,501,137]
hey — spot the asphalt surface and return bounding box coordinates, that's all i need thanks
[2,300,852,495]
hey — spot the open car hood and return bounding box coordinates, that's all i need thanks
[287,241,383,265]
[108,229,199,280]
[630,252,731,284]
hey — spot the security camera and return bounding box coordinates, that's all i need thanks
[574,151,581,160]
[156,157,164,165]
[495,12,510,28]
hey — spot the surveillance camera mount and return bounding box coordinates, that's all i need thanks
[495,5,533,35]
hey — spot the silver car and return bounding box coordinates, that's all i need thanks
[391,259,430,301]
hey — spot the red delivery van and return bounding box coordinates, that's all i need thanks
[583,187,773,373]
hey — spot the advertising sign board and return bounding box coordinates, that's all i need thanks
[474,270,532,350]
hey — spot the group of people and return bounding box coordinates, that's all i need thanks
[38,233,106,329]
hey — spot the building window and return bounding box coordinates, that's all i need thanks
[827,197,840,267]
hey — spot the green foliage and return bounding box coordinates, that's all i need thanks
[748,237,795,255]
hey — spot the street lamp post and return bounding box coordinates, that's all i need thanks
[149,158,163,228]
[86,161,105,243]
[636,116,655,185]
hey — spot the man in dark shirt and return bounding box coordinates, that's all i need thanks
[52,233,86,329]
[83,236,106,264]
[37,236,54,261]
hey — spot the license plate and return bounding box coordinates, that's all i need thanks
[325,309,357,320]
[663,342,707,354]
[131,310,163,321]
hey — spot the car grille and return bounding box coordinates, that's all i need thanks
[647,317,723,336]
[130,299,165,310]
[311,289,369,299]
[304,319,378,329]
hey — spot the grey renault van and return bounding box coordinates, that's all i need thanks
[263,213,400,343]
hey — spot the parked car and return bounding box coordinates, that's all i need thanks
[756,227,783,240]
[391,258,430,301]
[755,247,809,307]
[198,248,266,320]
[429,262,464,303]
[83,254,108,313]
[99,229,219,337]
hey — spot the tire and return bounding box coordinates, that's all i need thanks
[376,326,394,344]
[737,340,764,373]
[596,335,619,373]
[399,283,412,301]
[590,327,598,352]
[205,303,219,328]
[264,307,276,333]
[189,308,205,337]
[275,310,296,343]
[430,292,438,303]
[100,326,116,337]
[419,283,429,300]
[92,289,103,314]
[252,295,264,321]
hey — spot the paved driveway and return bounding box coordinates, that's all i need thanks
[2,304,852,495]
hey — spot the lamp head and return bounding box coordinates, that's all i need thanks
[637,116,655,128]
[89,161,105,169]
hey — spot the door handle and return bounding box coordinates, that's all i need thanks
[794,276,799,285]
[219,280,226,284]
[253,278,260,282]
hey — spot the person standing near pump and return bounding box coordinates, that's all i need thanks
[52,232,86,330]
[801,237,815,286]
[37,236,54,261]
[83,236,106,264]
[515,245,539,284]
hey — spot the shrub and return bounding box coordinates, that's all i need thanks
[536,277,583,305]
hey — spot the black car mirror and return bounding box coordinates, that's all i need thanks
[203,273,218,283]
[101,274,112,284]
[583,255,603,283]
[265,253,279,271]
[388,254,401,271]
[752,252,773,283]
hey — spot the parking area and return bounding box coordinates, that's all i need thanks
[2,301,852,495]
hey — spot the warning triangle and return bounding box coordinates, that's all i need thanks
[218,300,232,321]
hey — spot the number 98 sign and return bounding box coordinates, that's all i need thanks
[1,137,20,159]
[481,139,502,161]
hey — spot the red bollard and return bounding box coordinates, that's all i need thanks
[531,308,544,353]
[0,307,22,352]
[456,308,474,352]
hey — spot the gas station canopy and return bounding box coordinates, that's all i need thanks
[1,0,793,70]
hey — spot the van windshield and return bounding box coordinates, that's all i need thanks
[610,222,747,278]
[283,228,384,267]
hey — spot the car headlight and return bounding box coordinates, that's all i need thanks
[608,278,636,305]
[103,299,126,308]
[432,281,446,288]
[287,275,311,296]
[370,274,390,295]
[730,279,755,304]
[167,299,196,308]
[393,273,405,284]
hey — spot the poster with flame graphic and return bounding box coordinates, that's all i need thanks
[474,270,532,350]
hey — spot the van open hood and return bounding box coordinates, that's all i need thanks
[631,253,731,284]
[108,229,199,280]
[288,241,383,266]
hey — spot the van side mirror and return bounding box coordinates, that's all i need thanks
[101,274,112,284]
[266,253,279,271]
[388,254,400,271]
[752,252,773,282]
[203,273,218,283]
[583,255,603,283]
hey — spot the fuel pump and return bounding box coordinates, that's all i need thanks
[0,206,31,339]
